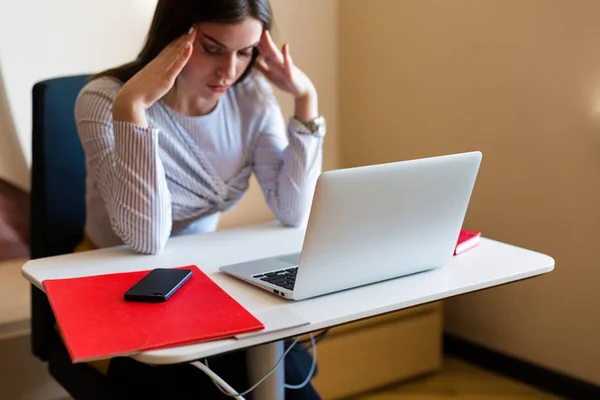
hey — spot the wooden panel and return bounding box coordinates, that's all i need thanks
[300,302,442,344]
[324,302,442,337]
[311,308,442,400]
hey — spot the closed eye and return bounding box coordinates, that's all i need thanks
[202,43,253,59]
[202,44,221,55]
[238,49,253,58]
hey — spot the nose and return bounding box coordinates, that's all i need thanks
[217,53,236,81]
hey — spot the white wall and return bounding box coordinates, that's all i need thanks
[0,0,158,190]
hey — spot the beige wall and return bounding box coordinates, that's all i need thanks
[340,0,600,385]
[220,0,340,228]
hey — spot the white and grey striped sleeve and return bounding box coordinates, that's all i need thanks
[74,83,172,254]
[252,105,324,227]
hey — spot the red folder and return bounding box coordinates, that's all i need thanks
[43,265,264,363]
[454,229,481,255]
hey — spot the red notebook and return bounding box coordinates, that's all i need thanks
[43,265,264,363]
[454,229,481,255]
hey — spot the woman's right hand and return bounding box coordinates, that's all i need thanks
[113,26,196,128]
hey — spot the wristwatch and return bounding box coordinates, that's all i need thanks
[293,115,326,137]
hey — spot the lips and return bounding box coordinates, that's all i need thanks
[207,84,230,93]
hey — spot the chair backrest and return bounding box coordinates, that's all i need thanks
[30,74,90,359]
[30,74,89,258]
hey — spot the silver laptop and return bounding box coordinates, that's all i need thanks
[220,151,482,300]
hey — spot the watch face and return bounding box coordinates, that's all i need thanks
[306,122,318,131]
[309,116,325,133]
[297,116,326,136]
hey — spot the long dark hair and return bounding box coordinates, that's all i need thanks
[93,0,273,84]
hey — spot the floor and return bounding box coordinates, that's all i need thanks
[0,334,70,400]
[0,318,561,398]
[0,179,29,262]
[351,357,561,400]
[0,258,29,339]
[1,355,562,400]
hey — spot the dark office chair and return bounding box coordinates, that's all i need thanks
[30,74,116,399]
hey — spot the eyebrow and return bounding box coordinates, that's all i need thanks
[202,33,259,51]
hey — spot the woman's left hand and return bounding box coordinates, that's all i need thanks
[256,30,316,99]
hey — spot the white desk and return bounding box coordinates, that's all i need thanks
[22,221,554,400]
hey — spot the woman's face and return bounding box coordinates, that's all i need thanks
[180,17,263,100]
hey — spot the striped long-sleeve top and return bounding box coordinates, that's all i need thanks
[74,75,324,254]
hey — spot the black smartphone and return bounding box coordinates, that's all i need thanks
[124,268,192,303]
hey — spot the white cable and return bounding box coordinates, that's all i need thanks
[191,335,304,398]
[284,333,317,390]
[207,336,299,397]
[191,361,245,400]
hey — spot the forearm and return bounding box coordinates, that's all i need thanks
[76,82,173,254]
[294,88,318,122]
[255,118,324,227]
[113,91,149,128]
[275,132,323,226]
[110,122,172,254]
[81,119,172,254]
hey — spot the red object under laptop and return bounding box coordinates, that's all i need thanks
[43,265,264,363]
[454,229,481,255]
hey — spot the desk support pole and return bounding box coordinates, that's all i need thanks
[247,340,285,400]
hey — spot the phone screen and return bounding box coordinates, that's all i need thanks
[124,268,192,303]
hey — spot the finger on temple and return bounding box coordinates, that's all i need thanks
[283,44,293,67]
[166,42,192,77]
[255,59,274,78]
[259,31,283,63]
[187,26,197,43]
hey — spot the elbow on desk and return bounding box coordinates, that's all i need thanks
[276,208,307,228]
[279,217,301,228]
[131,242,165,255]
[116,227,170,256]
[133,231,170,255]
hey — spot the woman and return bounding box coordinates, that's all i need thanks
[74,0,325,398]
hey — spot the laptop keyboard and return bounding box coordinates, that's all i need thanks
[253,267,298,291]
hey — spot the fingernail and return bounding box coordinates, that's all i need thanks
[188,25,194,35]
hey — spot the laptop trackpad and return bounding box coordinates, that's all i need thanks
[274,253,301,266]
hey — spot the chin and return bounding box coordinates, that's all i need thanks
[194,87,218,100]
